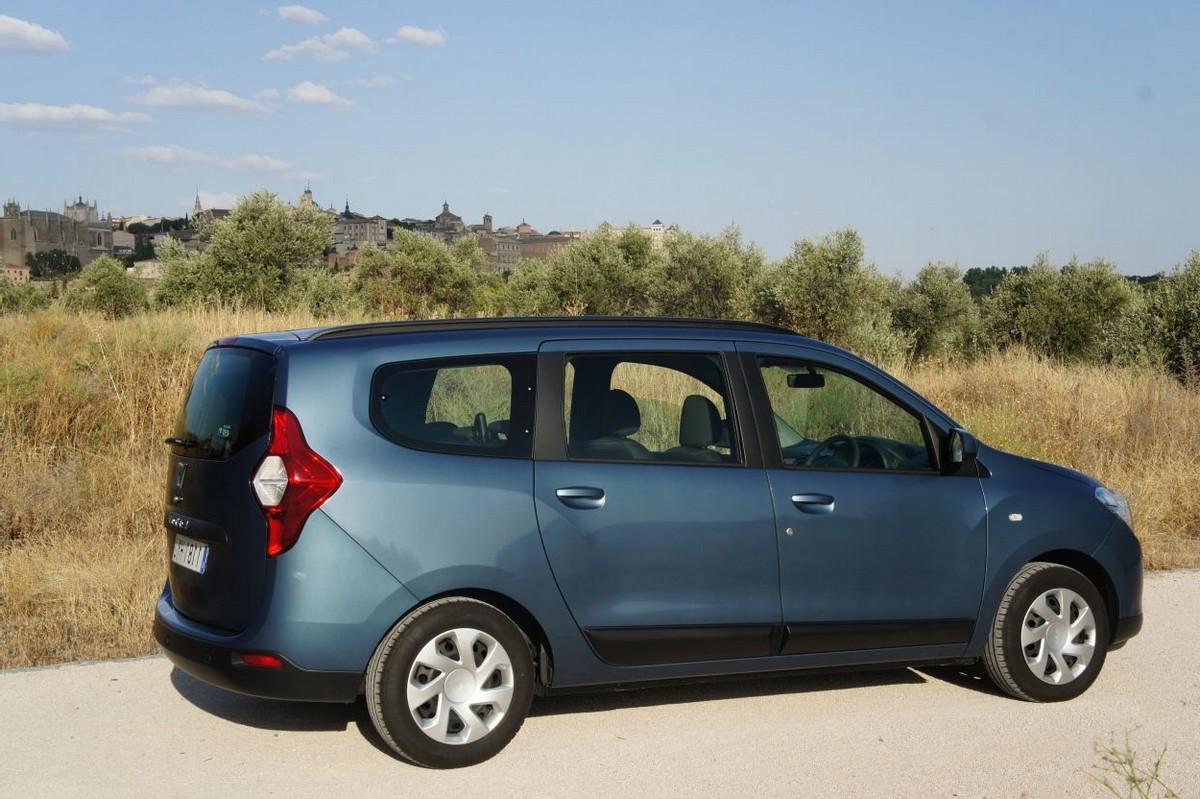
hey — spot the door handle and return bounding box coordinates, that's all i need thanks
[555,486,606,510]
[791,493,835,514]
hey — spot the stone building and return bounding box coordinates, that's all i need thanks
[401,202,471,245]
[2,199,113,272]
[333,201,387,250]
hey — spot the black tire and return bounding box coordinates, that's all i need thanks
[366,597,535,768]
[983,562,1109,702]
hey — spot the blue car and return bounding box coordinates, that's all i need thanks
[155,317,1142,768]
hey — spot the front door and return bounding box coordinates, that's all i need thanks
[744,345,988,656]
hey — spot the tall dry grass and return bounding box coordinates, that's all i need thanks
[1,312,1196,668]
[0,308,337,668]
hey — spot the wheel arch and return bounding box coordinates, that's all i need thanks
[1028,549,1119,642]
[421,588,555,690]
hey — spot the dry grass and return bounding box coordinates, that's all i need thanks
[1,312,1196,668]
[0,308,334,668]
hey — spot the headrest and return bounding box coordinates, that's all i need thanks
[679,394,722,448]
[602,389,641,437]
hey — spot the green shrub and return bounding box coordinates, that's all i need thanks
[61,256,147,318]
[1,278,51,314]
[1148,251,1200,385]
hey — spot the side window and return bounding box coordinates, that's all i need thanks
[758,358,932,471]
[564,353,739,464]
[371,355,535,457]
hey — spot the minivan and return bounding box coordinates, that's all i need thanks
[155,317,1142,768]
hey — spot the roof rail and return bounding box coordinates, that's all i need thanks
[308,316,798,341]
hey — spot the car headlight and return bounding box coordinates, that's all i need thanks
[1095,485,1132,528]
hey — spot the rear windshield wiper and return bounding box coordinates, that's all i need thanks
[164,436,199,448]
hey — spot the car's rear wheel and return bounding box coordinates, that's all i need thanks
[983,562,1109,702]
[366,597,535,768]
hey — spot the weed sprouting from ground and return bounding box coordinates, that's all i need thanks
[1090,734,1180,799]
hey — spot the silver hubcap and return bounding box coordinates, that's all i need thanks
[407,627,514,745]
[1021,587,1097,685]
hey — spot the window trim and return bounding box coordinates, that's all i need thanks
[369,353,536,459]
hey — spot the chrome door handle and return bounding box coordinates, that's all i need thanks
[555,486,606,510]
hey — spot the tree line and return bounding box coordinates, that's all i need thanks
[3,190,1198,383]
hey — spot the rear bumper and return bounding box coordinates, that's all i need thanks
[154,599,361,703]
[1110,612,1143,650]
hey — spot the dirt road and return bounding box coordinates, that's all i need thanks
[2,570,1196,798]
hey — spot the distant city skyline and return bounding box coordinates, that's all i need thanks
[2,2,1197,276]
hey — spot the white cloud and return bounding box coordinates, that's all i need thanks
[276,5,327,24]
[287,80,355,107]
[387,26,446,46]
[120,144,220,167]
[227,153,295,172]
[121,143,308,178]
[0,102,150,133]
[191,191,240,211]
[265,27,375,61]
[257,88,280,99]
[0,14,70,53]
[129,80,271,114]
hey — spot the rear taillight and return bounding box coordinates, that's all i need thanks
[252,407,342,557]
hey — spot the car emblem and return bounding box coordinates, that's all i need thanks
[174,461,188,490]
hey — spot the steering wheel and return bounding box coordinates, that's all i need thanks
[805,434,860,468]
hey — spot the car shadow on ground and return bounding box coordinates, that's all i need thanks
[169,667,359,732]
[171,660,1005,752]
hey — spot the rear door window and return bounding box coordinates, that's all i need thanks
[371,355,536,457]
[170,347,275,460]
[564,352,739,464]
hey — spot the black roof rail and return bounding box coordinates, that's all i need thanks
[307,315,799,341]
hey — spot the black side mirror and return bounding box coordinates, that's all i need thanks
[946,427,981,474]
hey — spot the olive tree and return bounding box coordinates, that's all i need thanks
[354,232,480,318]
[649,226,762,320]
[62,256,148,318]
[894,263,979,362]
[1148,251,1200,383]
[155,190,332,310]
[752,228,905,360]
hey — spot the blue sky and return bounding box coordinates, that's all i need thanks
[1,1,1195,276]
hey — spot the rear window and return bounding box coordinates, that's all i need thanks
[171,347,276,460]
[370,355,536,458]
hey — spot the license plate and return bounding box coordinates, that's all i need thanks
[172,534,209,575]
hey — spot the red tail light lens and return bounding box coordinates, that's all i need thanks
[252,407,342,557]
[239,653,284,669]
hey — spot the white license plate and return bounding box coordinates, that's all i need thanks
[172,534,210,575]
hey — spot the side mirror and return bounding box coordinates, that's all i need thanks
[947,427,980,471]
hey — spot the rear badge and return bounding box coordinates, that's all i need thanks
[174,461,188,490]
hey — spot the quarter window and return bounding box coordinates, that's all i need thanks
[371,355,535,457]
[758,358,932,471]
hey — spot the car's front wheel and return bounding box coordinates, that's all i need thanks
[366,597,535,768]
[983,562,1109,702]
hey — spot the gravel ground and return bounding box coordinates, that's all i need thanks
[1,570,1196,799]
